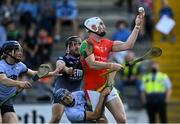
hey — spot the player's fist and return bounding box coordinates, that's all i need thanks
[135,7,145,27]
[101,87,111,96]
[65,67,74,75]
[110,63,124,71]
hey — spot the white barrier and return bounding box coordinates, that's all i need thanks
[14,104,70,123]
[14,104,116,123]
[14,104,147,123]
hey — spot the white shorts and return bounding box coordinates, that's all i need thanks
[87,87,119,111]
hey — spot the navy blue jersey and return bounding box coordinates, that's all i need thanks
[54,54,83,92]
[0,60,28,105]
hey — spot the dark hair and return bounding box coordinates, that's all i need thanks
[65,36,81,48]
[115,20,128,28]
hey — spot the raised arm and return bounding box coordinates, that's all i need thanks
[112,12,145,52]
[85,87,111,121]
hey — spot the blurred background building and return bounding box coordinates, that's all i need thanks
[0,0,179,123]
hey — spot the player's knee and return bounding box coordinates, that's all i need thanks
[116,114,126,123]
[50,115,61,123]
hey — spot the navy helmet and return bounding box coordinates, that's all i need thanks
[65,36,81,48]
[2,41,22,53]
[54,88,75,107]
[1,41,23,62]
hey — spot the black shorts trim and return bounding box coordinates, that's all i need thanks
[83,110,86,122]
[1,105,15,115]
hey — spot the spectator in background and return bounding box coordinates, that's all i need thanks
[111,20,131,64]
[0,0,15,21]
[54,0,78,42]
[37,28,53,65]
[23,25,39,69]
[118,51,142,96]
[159,0,176,42]
[114,0,133,13]
[140,61,172,123]
[6,19,22,41]
[112,20,131,42]
[0,22,7,47]
[39,0,56,36]
[17,0,39,28]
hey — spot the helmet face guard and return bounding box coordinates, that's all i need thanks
[54,88,75,107]
[84,17,106,37]
[1,41,23,63]
[65,36,81,54]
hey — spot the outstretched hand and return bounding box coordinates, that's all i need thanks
[135,10,145,27]
[110,63,124,71]
[52,67,63,76]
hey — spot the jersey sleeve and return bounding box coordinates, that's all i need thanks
[57,56,64,61]
[20,62,28,74]
[80,40,93,58]
[107,39,114,52]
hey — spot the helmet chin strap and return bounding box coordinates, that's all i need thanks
[84,25,106,37]
[4,50,21,63]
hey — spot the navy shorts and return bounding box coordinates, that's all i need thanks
[1,105,15,115]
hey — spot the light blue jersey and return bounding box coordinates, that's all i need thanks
[65,91,87,123]
[0,60,28,105]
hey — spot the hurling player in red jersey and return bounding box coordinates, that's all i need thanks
[80,11,145,123]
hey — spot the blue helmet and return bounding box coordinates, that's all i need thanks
[54,88,75,107]
[2,41,22,53]
[1,41,23,62]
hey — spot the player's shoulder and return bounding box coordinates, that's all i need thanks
[57,55,66,61]
[16,62,27,69]
[16,62,26,66]
[102,38,113,43]
[80,40,88,54]
[72,90,84,97]
[0,60,5,64]
[0,60,6,67]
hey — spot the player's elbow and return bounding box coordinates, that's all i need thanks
[93,111,101,120]
[124,43,133,50]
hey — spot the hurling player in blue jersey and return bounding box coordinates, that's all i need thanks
[54,87,111,123]
[0,41,59,123]
[50,36,83,123]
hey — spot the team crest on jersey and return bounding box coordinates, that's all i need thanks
[69,61,73,64]
[58,57,63,60]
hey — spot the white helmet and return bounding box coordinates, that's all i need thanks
[84,17,103,33]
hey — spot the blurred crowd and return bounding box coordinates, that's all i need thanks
[0,0,80,69]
